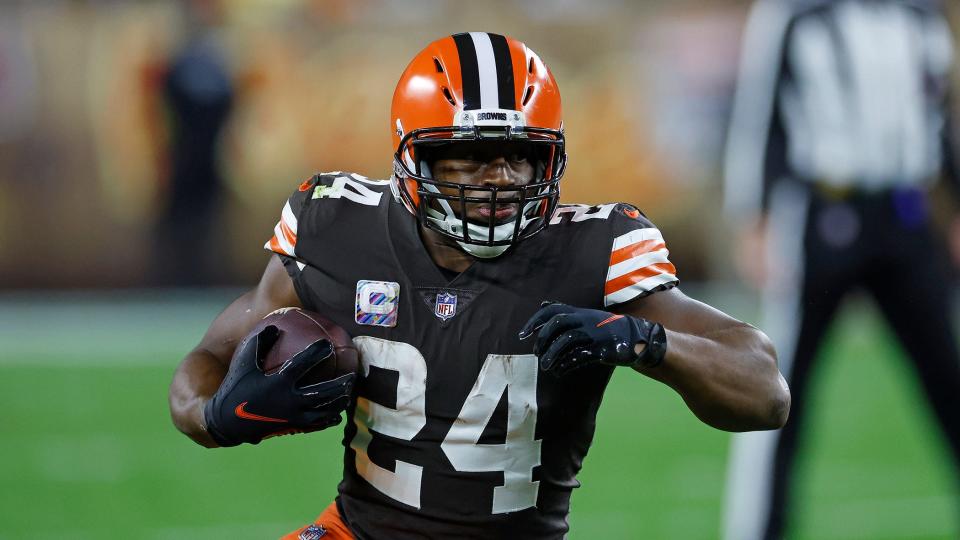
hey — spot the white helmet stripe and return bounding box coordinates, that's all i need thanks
[469,32,499,109]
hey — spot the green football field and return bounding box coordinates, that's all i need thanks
[1,289,957,539]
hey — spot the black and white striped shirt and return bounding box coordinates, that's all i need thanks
[724,0,957,218]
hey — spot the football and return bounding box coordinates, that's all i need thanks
[248,307,359,387]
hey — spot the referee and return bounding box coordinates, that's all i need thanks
[722,0,960,538]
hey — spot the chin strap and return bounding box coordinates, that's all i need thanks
[422,180,535,248]
[457,241,511,258]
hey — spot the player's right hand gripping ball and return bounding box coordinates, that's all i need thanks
[203,320,356,447]
[519,302,667,376]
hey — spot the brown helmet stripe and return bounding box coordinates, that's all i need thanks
[452,33,481,110]
[488,33,516,110]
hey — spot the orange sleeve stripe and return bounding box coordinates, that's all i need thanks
[604,262,677,295]
[609,240,666,266]
[279,218,297,246]
[268,235,292,256]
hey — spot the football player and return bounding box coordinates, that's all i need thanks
[169,33,790,539]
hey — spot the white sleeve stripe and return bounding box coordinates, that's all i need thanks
[603,273,678,307]
[606,249,671,281]
[611,228,664,251]
[271,222,296,256]
[281,201,298,235]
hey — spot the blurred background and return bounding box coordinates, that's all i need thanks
[1,0,959,538]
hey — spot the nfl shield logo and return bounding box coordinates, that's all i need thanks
[298,524,326,540]
[434,292,458,320]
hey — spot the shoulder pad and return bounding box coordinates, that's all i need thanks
[264,171,390,259]
[302,172,391,207]
[548,203,619,226]
[611,202,656,228]
[548,202,657,230]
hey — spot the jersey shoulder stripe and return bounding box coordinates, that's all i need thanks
[548,203,618,225]
[603,226,677,307]
[542,200,678,307]
[265,199,299,257]
[303,172,389,206]
[264,172,391,259]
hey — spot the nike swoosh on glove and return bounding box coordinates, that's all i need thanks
[203,325,355,447]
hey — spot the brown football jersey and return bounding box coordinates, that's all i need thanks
[265,172,678,539]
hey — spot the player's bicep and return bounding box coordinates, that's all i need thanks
[612,287,750,338]
[194,255,302,367]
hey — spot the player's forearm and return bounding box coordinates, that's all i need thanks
[642,325,790,432]
[169,348,228,448]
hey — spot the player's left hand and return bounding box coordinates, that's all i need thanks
[202,326,354,447]
[519,302,667,375]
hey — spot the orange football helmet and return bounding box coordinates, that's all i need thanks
[391,33,566,258]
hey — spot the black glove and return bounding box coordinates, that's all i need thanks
[202,325,355,447]
[518,302,667,376]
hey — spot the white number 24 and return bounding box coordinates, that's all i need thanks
[349,336,540,514]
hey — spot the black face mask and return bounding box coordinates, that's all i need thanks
[394,125,566,248]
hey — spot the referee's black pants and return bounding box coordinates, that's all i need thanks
[726,186,960,539]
